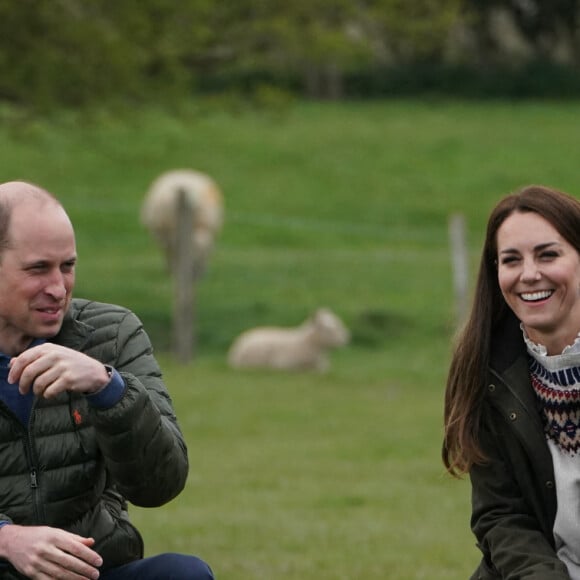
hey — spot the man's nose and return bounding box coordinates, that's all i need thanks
[45,271,67,299]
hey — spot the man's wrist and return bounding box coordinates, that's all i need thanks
[86,367,125,409]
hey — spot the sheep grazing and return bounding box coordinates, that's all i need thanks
[227,308,350,372]
[141,169,224,278]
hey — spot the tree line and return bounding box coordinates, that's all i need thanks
[0,0,579,110]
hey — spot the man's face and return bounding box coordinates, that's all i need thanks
[0,200,76,355]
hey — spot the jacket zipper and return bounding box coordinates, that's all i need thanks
[0,400,44,522]
[25,402,45,523]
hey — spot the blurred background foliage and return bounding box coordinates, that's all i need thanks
[1,0,580,112]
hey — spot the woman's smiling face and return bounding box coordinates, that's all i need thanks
[497,210,580,354]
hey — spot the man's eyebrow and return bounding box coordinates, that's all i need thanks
[23,255,77,266]
[22,259,49,269]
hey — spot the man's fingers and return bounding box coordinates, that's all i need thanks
[9,350,69,398]
[31,367,66,398]
[2,526,103,580]
[37,555,100,580]
[60,535,102,568]
[8,343,111,397]
[47,550,101,580]
[41,535,102,580]
[8,350,48,392]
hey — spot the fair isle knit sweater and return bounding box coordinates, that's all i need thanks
[526,330,580,579]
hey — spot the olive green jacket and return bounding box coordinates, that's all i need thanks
[0,299,189,578]
[470,313,569,579]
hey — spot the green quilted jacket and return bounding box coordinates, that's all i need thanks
[470,313,568,579]
[0,298,189,577]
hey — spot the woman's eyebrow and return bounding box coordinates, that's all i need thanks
[499,241,559,255]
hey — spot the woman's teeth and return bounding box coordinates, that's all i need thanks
[521,290,553,302]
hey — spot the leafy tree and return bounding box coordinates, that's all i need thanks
[7,0,569,108]
[466,0,580,64]
[358,0,463,63]
[0,0,214,108]
[193,0,462,98]
[199,0,366,98]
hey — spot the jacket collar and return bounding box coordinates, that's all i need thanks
[489,311,547,443]
[490,311,544,421]
[490,312,527,374]
[488,312,557,519]
[50,301,94,351]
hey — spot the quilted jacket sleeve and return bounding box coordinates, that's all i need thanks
[470,415,569,580]
[83,305,189,508]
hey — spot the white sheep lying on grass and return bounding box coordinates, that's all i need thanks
[141,169,224,278]
[227,308,350,372]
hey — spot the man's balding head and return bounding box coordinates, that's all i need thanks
[0,181,63,254]
[0,181,76,353]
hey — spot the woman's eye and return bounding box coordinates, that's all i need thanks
[500,256,519,265]
[540,251,558,260]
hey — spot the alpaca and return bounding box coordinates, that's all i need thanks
[141,169,224,278]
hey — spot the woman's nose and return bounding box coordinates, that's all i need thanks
[520,259,541,282]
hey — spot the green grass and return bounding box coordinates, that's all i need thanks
[129,352,474,579]
[2,98,580,578]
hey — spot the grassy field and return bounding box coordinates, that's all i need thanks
[2,98,580,578]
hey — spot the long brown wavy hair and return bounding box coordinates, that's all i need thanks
[443,184,580,476]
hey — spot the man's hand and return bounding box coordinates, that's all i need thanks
[0,524,102,579]
[8,343,110,398]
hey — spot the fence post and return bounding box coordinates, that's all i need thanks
[448,213,469,327]
[173,189,196,363]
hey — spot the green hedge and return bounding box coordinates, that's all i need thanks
[195,60,580,101]
[345,61,580,99]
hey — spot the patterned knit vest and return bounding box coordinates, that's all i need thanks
[525,331,580,578]
[529,355,580,454]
